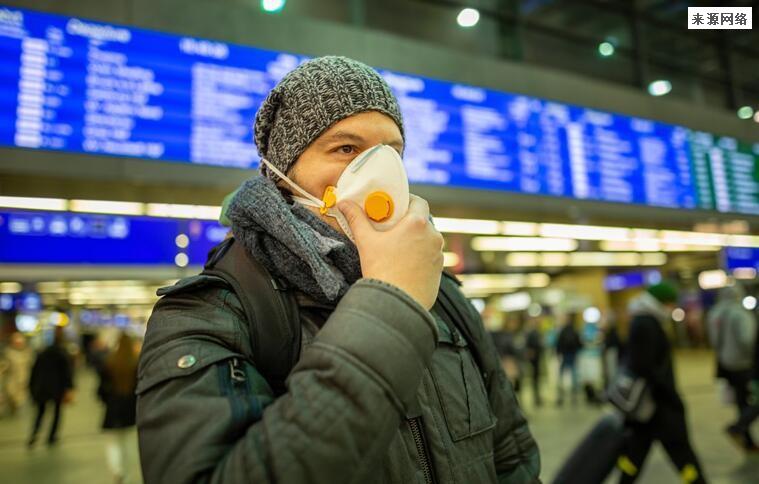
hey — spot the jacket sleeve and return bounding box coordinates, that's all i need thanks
[733,309,757,355]
[136,279,438,484]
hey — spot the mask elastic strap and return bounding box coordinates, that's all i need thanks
[260,158,324,208]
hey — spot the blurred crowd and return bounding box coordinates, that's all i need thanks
[0,327,141,483]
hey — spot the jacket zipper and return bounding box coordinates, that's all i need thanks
[408,417,435,484]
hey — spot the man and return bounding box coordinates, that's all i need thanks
[28,326,74,448]
[136,56,540,483]
[524,317,543,407]
[706,285,757,450]
[617,283,706,484]
[555,313,582,406]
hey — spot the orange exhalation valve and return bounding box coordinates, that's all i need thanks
[321,186,337,215]
[364,191,394,222]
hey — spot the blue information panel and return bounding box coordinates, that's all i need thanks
[723,247,759,273]
[0,210,227,265]
[0,6,756,213]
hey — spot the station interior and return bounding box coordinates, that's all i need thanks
[0,1,758,483]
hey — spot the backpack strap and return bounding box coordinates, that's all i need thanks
[202,237,301,396]
[435,271,497,387]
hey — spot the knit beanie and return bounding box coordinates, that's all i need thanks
[647,282,679,304]
[254,56,404,179]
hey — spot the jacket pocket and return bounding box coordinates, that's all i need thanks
[428,315,495,442]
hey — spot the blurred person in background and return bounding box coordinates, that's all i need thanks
[497,315,525,395]
[99,332,139,484]
[617,283,706,484]
[27,326,74,448]
[707,285,758,451]
[524,317,544,407]
[602,316,623,391]
[727,309,759,454]
[4,332,33,415]
[556,312,583,406]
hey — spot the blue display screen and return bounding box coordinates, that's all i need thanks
[0,210,227,264]
[723,247,759,272]
[0,6,756,213]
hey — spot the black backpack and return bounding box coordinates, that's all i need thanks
[198,237,495,396]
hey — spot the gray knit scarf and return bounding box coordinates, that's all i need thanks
[227,176,362,303]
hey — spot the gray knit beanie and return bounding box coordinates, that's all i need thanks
[254,56,404,179]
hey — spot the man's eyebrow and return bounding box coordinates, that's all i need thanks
[319,131,366,145]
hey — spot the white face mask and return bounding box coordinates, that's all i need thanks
[261,144,410,242]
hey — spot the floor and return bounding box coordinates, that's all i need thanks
[0,349,757,483]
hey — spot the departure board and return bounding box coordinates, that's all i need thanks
[0,6,757,214]
[0,209,226,265]
[690,132,759,215]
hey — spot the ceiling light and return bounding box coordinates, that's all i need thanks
[698,269,729,290]
[70,199,144,216]
[0,282,23,293]
[569,252,641,266]
[648,80,672,96]
[540,223,631,241]
[472,237,578,252]
[0,196,66,211]
[146,203,221,220]
[457,8,480,27]
[671,308,685,322]
[501,221,539,236]
[261,0,286,13]
[498,292,531,312]
[733,268,757,280]
[433,217,500,234]
[737,106,754,120]
[743,296,757,311]
[598,41,615,57]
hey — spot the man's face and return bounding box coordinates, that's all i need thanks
[285,111,404,234]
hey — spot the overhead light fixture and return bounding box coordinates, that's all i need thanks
[70,199,144,216]
[640,252,667,265]
[261,0,286,13]
[457,7,480,27]
[601,240,661,252]
[498,292,532,312]
[733,267,758,280]
[727,235,759,247]
[569,252,640,266]
[754,111,759,123]
[0,282,23,293]
[472,237,578,252]
[433,217,500,234]
[501,221,539,236]
[146,203,221,220]
[457,273,550,295]
[583,306,602,324]
[737,106,754,120]
[506,253,539,267]
[505,252,570,267]
[671,308,686,322]
[698,269,729,290]
[541,223,630,241]
[598,41,615,57]
[743,296,757,311]
[0,196,66,211]
[648,79,672,96]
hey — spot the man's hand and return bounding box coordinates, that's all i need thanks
[338,195,443,310]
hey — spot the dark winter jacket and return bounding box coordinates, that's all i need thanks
[29,344,73,403]
[136,274,541,484]
[625,292,683,412]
